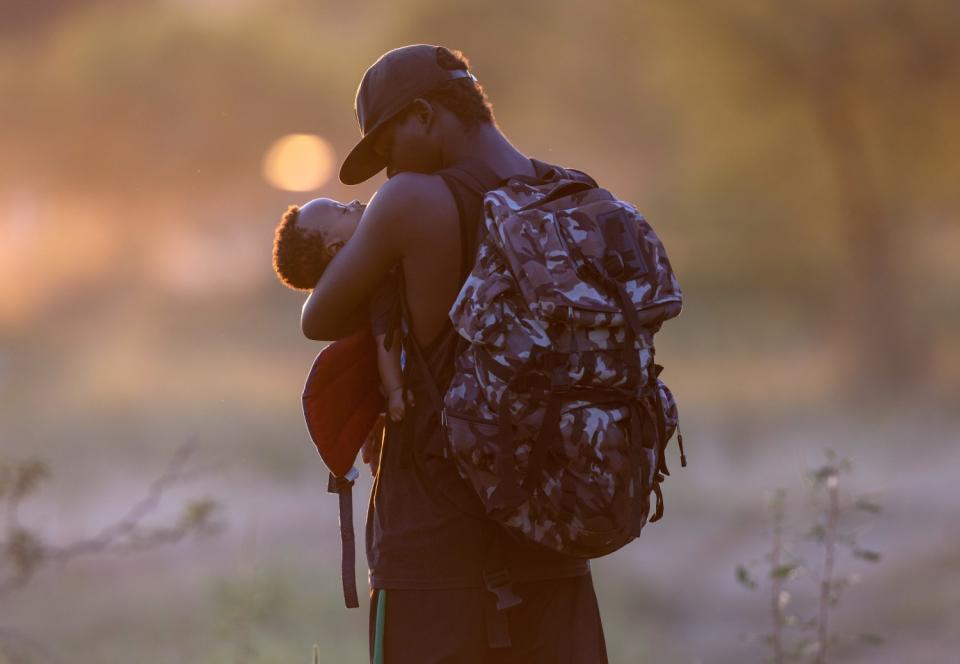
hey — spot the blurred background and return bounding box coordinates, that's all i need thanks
[1,0,957,662]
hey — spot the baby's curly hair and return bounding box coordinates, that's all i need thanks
[272,205,335,291]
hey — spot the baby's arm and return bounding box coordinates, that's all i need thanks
[376,333,406,422]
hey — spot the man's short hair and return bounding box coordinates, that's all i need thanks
[412,47,495,128]
[272,205,335,291]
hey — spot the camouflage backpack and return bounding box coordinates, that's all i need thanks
[440,159,688,558]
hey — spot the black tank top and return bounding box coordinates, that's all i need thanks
[364,158,590,589]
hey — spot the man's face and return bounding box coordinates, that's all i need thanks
[372,101,444,178]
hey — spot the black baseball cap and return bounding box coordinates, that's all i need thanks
[339,44,475,185]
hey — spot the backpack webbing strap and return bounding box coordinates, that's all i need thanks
[628,401,645,534]
[488,350,557,511]
[520,392,563,494]
[483,588,512,649]
[327,469,359,608]
[481,524,522,649]
[677,423,688,467]
[630,395,665,533]
[518,349,579,496]
[651,480,665,522]
[650,361,688,472]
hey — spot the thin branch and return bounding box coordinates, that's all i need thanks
[816,474,840,664]
[44,440,205,561]
[769,490,786,664]
[0,441,225,598]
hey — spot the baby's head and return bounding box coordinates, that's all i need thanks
[272,197,366,291]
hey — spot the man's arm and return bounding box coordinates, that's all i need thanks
[300,173,442,340]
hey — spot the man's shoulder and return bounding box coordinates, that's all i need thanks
[361,172,458,252]
[370,172,455,215]
[360,172,457,245]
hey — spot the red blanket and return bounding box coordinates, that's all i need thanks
[301,326,384,478]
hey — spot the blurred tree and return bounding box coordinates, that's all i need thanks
[1,0,957,396]
[0,0,107,36]
[634,0,960,394]
[0,2,373,202]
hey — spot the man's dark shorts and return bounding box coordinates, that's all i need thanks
[367,572,608,663]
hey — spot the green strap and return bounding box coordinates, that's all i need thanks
[373,589,386,664]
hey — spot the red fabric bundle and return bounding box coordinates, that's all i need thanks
[301,326,384,478]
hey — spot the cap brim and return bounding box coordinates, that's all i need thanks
[339,125,389,186]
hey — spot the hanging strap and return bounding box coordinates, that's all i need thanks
[327,468,360,608]
[481,524,522,649]
[677,422,687,467]
[394,269,487,520]
[397,282,447,430]
[650,478,665,523]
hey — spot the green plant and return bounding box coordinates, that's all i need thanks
[736,448,884,663]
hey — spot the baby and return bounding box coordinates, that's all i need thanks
[272,198,409,466]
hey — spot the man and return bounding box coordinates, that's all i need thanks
[301,44,608,663]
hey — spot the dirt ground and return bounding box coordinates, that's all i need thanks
[5,404,957,663]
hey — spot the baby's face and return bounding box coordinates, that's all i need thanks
[298,198,366,245]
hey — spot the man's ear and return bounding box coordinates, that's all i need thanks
[325,238,345,256]
[409,98,434,128]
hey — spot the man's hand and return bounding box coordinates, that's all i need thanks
[361,413,386,476]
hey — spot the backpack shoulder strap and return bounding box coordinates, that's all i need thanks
[563,167,599,187]
[530,157,558,180]
[446,157,591,192]
[440,158,504,196]
[529,157,599,187]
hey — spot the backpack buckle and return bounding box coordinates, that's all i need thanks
[482,568,523,610]
[327,468,358,494]
[603,252,625,278]
[551,364,573,392]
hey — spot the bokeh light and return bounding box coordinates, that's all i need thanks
[261,133,335,191]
